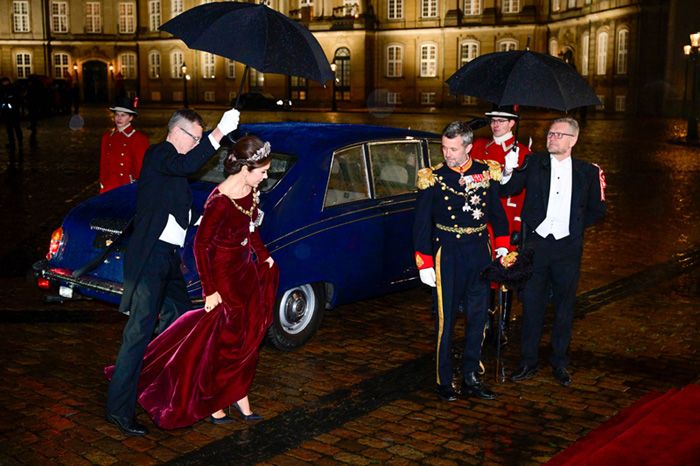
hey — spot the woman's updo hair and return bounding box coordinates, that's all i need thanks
[223,135,272,176]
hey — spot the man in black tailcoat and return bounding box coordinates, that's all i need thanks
[413,121,510,402]
[106,107,240,436]
[502,117,606,387]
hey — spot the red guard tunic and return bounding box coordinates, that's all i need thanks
[99,124,149,193]
[472,134,530,251]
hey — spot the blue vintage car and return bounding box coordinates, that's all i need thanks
[34,122,442,349]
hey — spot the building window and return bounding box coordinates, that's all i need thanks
[119,53,137,79]
[249,69,265,90]
[502,0,519,14]
[596,94,605,110]
[386,45,403,78]
[552,0,560,12]
[419,44,437,77]
[549,38,559,56]
[171,0,183,17]
[616,28,629,75]
[226,59,236,79]
[388,0,403,19]
[204,91,216,102]
[171,51,184,78]
[148,51,161,79]
[13,1,30,33]
[387,91,401,105]
[51,2,69,33]
[596,31,608,75]
[568,0,577,7]
[334,47,351,101]
[464,0,481,15]
[201,53,215,79]
[460,40,479,66]
[148,1,161,32]
[581,32,589,76]
[291,76,307,100]
[421,0,437,18]
[615,95,626,112]
[420,92,436,105]
[118,2,136,34]
[498,39,518,52]
[15,51,32,78]
[86,2,102,33]
[53,52,70,78]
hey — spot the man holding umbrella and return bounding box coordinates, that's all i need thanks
[501,117,606,387]
[472,106,530,343]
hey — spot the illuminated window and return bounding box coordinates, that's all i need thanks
[119,53,137,79]
[464,0,481,16]
[502,0,519,14]
[51,2,69,33]
[148,1,161,32]
[498,39,518,51]
[616,28,629,75]
[202,52,215,79]
[86,2,102,33]
[388,0,403,19]
[118,2,136,34]
[226,60,236,79]
[148,51,161,79]
[387,45,403,78]
[171,51,184,78]
[53,52,71,78]
[596,31,608,75]
[581,32,589,76]
[419,43,437,77]
[15,51,32,78]
[13,1,30,33]
[171,0,183,17]
[421,0,437,18]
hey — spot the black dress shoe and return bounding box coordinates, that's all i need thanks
[231,402,264,421]
[435,384,458,402]
[461,372,496,400]
[106,414,149,436]
[510,365,538,382]
[553,367,572,387]
[207,413,236,424]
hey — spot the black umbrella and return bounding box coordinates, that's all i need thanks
[160,2,333,107]
[446,50,600,112]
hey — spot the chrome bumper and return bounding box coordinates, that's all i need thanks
[33,260,123,296]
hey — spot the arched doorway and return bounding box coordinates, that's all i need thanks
[83,61,108,103]
[333,48,351,102]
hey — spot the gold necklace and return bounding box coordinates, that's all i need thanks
[228,188,259,232]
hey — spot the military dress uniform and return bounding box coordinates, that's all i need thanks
[99,124,149,193]
[413,159,509,390]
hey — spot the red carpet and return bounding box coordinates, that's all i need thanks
[547,384,700,465]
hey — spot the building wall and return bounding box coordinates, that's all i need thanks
[0,0,692,116]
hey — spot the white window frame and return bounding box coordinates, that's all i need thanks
[388,0,403,20]
[460,40,479,66]
[171,0,183,17]
[420,92,436,105]
[15,51,32,78]
[85,2,102,33]
[148,1,161,32]
[119,52,137,79]
[615,95,626,112]
[118,2,136,34]
[421,0,438,18]
[596,31,608,76]
[581,32,589,76]
[419,43,437,78]
[386,44,403,78]
[148,51,161,79]
[568,0,577,8]
[387,91,401,105]
[226,59,236,79]
[202,52,216,79]
[502,0,520,14]
[51,1,69,33]
[53,52,71,78]
[13,1,30,33]
[498,39,518,52]
[171,51,184,78]
[616,28,629,75]
[464,0,481,16]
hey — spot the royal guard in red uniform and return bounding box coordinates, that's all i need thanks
[471,106,531,345]
[99,96,149,193]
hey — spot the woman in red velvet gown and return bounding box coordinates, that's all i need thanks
[106,135,278,429]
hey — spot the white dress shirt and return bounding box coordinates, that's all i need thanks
[158,210,192,247]
[535,155,572,240]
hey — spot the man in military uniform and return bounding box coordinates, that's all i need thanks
[99,96,149,193]
[472,106,531,343]
[413,121,510,402]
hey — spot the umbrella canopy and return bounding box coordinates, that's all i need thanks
[159,2,333,84]
[446,50,600,112]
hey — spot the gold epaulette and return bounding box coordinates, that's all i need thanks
[475,159,503,182]
[416,166,438,190]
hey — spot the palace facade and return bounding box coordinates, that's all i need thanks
[0,0,694,115]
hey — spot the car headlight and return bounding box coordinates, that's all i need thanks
[46,227,64,260]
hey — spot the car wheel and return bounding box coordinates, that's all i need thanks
[267,283,325,351]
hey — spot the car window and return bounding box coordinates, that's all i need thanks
[324,145,369,208]
[428,141,443,167]
[368,141,420,198]
[193,148,295,193]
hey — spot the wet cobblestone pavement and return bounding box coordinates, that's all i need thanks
[0,107,699,465]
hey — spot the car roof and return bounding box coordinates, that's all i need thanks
[235,122,438,156]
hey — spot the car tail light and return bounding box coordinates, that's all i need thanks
[46,227,64,260]
[36,277,50,289]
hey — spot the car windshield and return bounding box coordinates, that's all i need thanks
[192,148,296,193]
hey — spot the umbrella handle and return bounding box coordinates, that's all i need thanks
[234,65,250,110]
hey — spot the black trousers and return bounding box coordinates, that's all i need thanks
[433,239,491,386]
[519,234,582,369]
[106,240,190,422]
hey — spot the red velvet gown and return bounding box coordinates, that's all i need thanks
[106,188,278,429]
